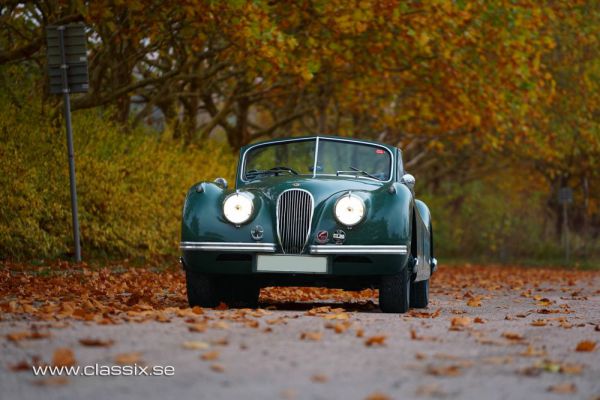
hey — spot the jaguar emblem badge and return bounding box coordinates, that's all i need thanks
[316,230,329,244]
[292,183,300,187]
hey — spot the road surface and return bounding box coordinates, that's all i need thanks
[1,264,599,399]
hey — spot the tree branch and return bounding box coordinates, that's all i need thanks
[0,14,83,65]
[250,109,310,140]
[71,69,181,110]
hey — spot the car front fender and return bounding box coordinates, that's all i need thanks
[181,182,276,244]
[309,183,413,246]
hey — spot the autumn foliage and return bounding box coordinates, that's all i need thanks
[0,1,599,262]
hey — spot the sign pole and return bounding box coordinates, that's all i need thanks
[58,26,82,262]
[558,186,572,266]
[563,201,569,265]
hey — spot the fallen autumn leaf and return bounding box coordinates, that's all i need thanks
[575,340,596,352]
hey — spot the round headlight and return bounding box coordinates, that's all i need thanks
[223,193,254,225]
[334,193,365,226]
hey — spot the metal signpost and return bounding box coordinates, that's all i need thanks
[558,187,573,265]
[46,24,89,262]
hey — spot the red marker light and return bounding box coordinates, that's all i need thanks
[375,149,385,154]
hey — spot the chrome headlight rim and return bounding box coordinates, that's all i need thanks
[333,192,366,227]
[222,192,254,225]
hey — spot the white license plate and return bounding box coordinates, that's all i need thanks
[256,255,328,273]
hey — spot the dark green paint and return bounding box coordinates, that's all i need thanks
[181,136,432,283]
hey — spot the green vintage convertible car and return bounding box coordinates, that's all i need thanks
[180,136,436,313]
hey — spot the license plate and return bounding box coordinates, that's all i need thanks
[256,255,328,273]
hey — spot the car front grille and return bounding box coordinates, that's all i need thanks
[276,189,313,254]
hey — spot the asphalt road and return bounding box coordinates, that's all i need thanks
[1,266,599,400]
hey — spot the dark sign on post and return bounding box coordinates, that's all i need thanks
[46,24,89,93]
[46,23,89,262]
[558,187,573,204]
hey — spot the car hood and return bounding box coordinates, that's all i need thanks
[240,175,387,204]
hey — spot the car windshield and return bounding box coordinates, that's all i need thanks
[243,138,392,181]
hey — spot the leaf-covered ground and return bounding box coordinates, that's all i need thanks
[1,263,599,399]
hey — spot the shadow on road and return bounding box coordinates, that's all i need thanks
[258,300,380,313]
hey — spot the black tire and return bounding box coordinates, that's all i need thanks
[379,266,410,313]
[185,269,219,308]
[219,280,260,309]
[410,279,429,308]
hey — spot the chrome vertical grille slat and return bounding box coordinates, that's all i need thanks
[276,189,313,254]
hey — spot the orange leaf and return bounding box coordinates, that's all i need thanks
[364,335,387,346]
[311,373,328,383]
[575,340,596,352]
[449,317,472,330]
[530,319,547,327]
[364,392,391,400]
[210,337,229,346]
[114,352,142,365]
[201,351,220,361]
[9,360,31,372]
[6,331,31,342]
[191,306,204,315]
[79,338,114,347]
[520,345,547,357]
[52,348,76,367]
[323,312,350,320]
[466,297,482,307]
[210,363,225,373]
[182,341,210,350]
[188,323,207,333]
[502,332,524,341]
[560,363,583,374]
[547,382,576,394]
[426,364,462,376]
[300,331,322,341]
[32,377,69,386]
[7,331,50,342]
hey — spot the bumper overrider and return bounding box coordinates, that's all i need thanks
[180,241,409,276]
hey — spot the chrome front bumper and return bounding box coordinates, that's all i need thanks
[309,245,408,255]
[180,242,407,255]
[180,242,276,252]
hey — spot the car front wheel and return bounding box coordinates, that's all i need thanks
[410,279,429,308]
[185,269,219,308]
[379,266,410,313]
[219,280,260,308]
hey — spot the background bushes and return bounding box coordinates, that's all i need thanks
[0,70,235,260]
[1,2,598,266]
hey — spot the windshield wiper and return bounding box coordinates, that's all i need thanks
[269,166,298,175]
[246,166,298,181]
[245,169,273,180]
[349,166,379,180]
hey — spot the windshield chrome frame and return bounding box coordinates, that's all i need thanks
[239,137,394,183]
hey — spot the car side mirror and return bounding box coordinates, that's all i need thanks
[214,177,228,189]
[401,173,415,190]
